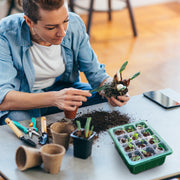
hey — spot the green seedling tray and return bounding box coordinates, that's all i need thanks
[108,120,172,174]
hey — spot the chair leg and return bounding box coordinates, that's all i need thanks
[126,0,137,37]
[69,0,75,12]
[7,0,15,16]
[108,0,112,21]
[87,0,95,35]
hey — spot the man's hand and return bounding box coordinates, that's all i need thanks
[0,89,91,112]
[53,88,92,111]
[99,77,130,107]
[106,94,130,107]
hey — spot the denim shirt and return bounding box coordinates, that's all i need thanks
[0,12,109,118]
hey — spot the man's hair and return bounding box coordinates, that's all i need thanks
[18,0,64,23]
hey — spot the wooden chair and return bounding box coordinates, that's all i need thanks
[69,0,137,37]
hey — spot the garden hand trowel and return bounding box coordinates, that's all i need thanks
[5,118,36,147]
[39,116,48,145]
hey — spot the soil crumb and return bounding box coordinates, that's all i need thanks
[74,110,131,134]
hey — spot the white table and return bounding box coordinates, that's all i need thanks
[0,88,180,180]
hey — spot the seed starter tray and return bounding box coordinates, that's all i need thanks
[108,120,172,174]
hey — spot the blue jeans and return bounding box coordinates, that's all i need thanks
[0,81,107,125]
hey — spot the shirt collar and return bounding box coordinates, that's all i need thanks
[61,29,71,49]
[20,19,32,47]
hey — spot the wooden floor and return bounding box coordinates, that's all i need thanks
[79,2,180,96]
[1,2,180,96]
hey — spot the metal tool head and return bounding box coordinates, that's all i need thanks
[20,136,36,147]
[39,133,48,145]
[27,128,40,138]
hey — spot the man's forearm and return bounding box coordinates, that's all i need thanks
[0,90,56,111]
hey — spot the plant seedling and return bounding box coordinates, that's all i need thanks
[139,139,145,143]
[143,130,151,137]
[90,61,140,98]
[136,124,145,130]
[149,135,159,144]
[76,117,94,139]
[125,139,135,152]
[114,61,140,88]
[141,149,152,157]
[132,132,139,140]
[128,139,134,149]
[126,126,134,133]
[138,139,147,146]
[155,144,164,152]
[141,149,147,154]
[131,155,141,161]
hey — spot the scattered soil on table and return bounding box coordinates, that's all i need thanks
[74,110,131,134]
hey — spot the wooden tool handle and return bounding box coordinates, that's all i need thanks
[5,118,23,138]
[41,116,47,133]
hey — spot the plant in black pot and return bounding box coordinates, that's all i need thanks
[70,117,96,159]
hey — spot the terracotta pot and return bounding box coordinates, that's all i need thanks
[50,122,74,150]
[63,106,78,119]
[15,145,42,171]
[40,144,65,174]
[70,129,96,159]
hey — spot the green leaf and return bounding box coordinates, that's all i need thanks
[133,132,139,139]
[152,135,159,144]
[89,84,109,93]
[128,138,134,148]
[141,149,146,154]
[76,121,81,131]
[89,125,94,136]
[119,61,128,73]
[130,72,140,80]
[85,117,92,138]
[132,155,141,161]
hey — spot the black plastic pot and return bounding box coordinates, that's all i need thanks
[70,129,96,159]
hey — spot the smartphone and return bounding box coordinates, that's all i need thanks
[143,90,180,109]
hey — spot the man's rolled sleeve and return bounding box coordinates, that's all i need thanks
[0,36,17,104]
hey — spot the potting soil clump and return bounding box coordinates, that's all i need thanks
[74,110,131,134]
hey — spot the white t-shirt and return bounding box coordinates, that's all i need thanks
[29,42,65,90]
